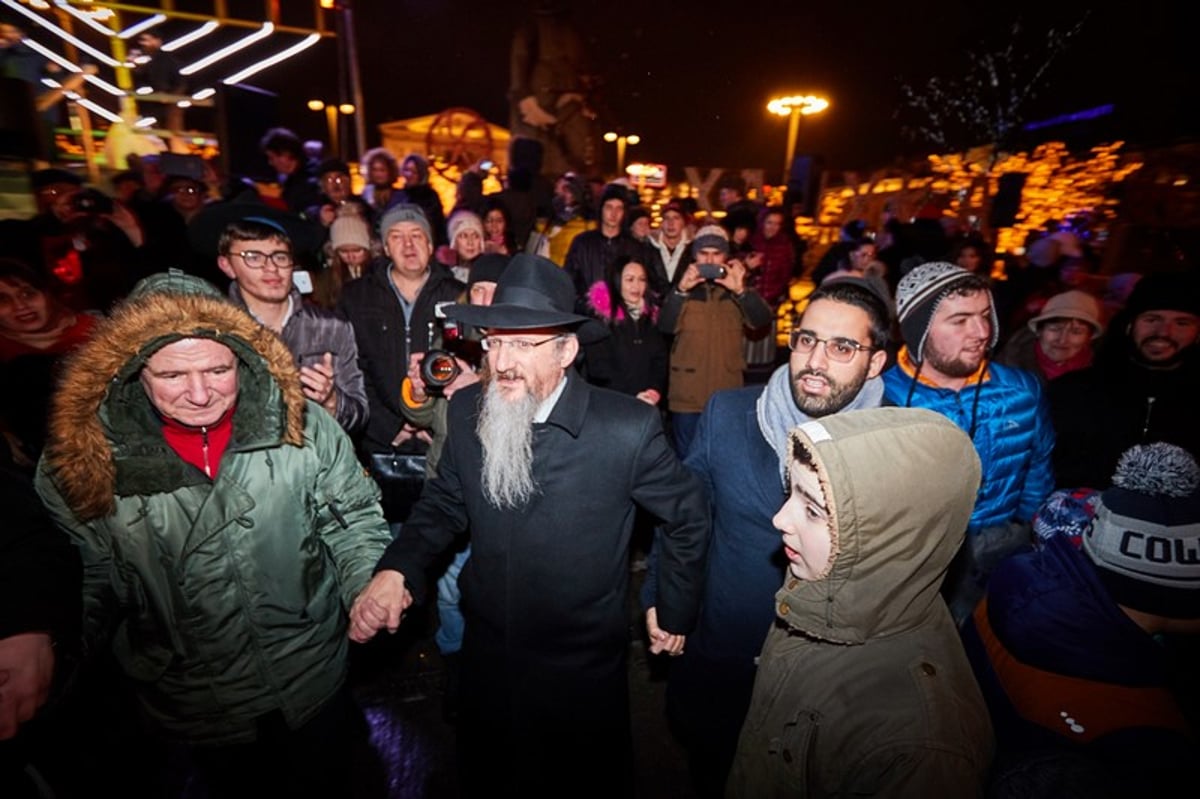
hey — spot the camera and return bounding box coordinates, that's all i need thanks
[420,349,461,390]
[697,263,727,281]
[71,187,114,215]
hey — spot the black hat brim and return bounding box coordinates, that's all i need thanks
[187,196,319,261]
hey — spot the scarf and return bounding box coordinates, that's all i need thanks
[1035,339,1093,381]
[756,362,886,484]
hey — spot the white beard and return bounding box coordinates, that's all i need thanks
[478,378,539,509]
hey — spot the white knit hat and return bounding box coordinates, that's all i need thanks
[329,214,371,251]
[447,209,484,246]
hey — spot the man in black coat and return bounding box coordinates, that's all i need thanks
[349,254,709,797]
[1049,271,1200,489]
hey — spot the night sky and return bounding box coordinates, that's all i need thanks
[207,1,1193,175]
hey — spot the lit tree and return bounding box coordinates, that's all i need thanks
[896,14,1091,172]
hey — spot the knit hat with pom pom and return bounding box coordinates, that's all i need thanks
[1083,442,1200,618]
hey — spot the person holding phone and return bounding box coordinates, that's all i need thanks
[657,224,773,455]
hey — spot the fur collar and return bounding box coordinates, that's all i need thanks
[42,292,306,520]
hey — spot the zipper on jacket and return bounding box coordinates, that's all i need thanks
[1142,396,1156,439]
[201,426,211,478]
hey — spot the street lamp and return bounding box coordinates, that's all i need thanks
[603,131,640,176]
[307,99,356,159]
[767,94,829,183]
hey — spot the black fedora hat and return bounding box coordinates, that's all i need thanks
[447,253,591,331]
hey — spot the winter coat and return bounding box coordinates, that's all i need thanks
[963,534,1197,797]
[377,374,709,793]
[660,283,773,413]
[883,349,1055,531]
[34,291,392,745]
[563,229,642,301]
[228,283,368,436]
[583,279,668,400]
[1048,347,1200,490]
[729,407,994,798]
[336,258,465,453]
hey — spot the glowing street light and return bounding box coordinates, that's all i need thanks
[767,94,829,183]
[603,131,640,176]
[308,100,356,159]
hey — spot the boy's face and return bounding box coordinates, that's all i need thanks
[774,458,833,581]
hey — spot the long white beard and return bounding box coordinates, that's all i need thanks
[478,378,539,509]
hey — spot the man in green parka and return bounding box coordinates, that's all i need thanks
[35,273,391,797]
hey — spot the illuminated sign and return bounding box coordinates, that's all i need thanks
[626,162,666,188]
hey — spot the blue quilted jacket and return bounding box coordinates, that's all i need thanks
[883,350,1055,532]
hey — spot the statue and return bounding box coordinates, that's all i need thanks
[508,1,600,179]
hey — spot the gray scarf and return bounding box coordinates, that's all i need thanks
[755,363,886,484]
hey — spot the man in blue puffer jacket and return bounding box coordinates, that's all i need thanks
[884,262,1054,625]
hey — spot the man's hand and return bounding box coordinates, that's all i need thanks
[349,571,413,643]
[105,201,145,247]
[677,263,704,293]
[645,607,685,657]
[0,632,56,741]
[716,258,749,295]
[518,96,557,129]
[300,352,338,416]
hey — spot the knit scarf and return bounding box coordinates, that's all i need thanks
[756,362,886,483]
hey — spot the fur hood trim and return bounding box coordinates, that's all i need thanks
[43,292,305,520]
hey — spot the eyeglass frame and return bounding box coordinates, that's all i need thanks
[788,330,875,363]
[479,334,564,353]
[229,250,295,270]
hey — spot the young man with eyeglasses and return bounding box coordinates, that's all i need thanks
[349,254,709,797]
[217,216,368,436]
[642,277,892,798]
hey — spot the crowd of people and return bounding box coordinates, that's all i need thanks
[1,127,1198,799]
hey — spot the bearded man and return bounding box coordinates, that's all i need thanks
[884,262,1055,627]
[349,254,709,798]
[641,277,892,798]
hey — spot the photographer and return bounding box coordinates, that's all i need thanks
[5,169,149,313]
[658,224,772,456]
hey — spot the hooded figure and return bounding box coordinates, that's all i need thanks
[33,276,391,788]
[729,407,994,798]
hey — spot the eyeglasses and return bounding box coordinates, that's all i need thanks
[232,250,294,269]
[788,331,873,362]
[480,335,562,353]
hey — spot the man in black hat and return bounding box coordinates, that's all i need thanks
[349,253,709,797]
[1049,271,1200,490]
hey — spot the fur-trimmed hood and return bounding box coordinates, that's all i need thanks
[586,279,658,324]
[41,291,306,521]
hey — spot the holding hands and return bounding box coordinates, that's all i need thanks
[349,571,414,643]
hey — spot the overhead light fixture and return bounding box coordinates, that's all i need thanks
[1,0,120,66]
[83,73,125,97]
[53,1,113,36]
[191,88,216,101]
[220,32,319,85]
[134,116,157,129]
[162,21,220,53]
[118,14,167,40]
[70,95,122,124]
[180,22,274,76]
[20,36,82,73]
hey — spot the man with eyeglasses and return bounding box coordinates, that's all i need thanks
[643,276,891,797]
[884,262,1054,628]
[217,216,368,436]
[348,254,709,797]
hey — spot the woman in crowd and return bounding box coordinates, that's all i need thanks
[996,289,1103,383]
[359,147,399,216]
[439,209,485,283]
[312,212,378,310]
[481,196,517,255]
[584,255,667,407]
[0,258,99,466]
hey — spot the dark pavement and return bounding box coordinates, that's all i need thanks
[347,566,699,799]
